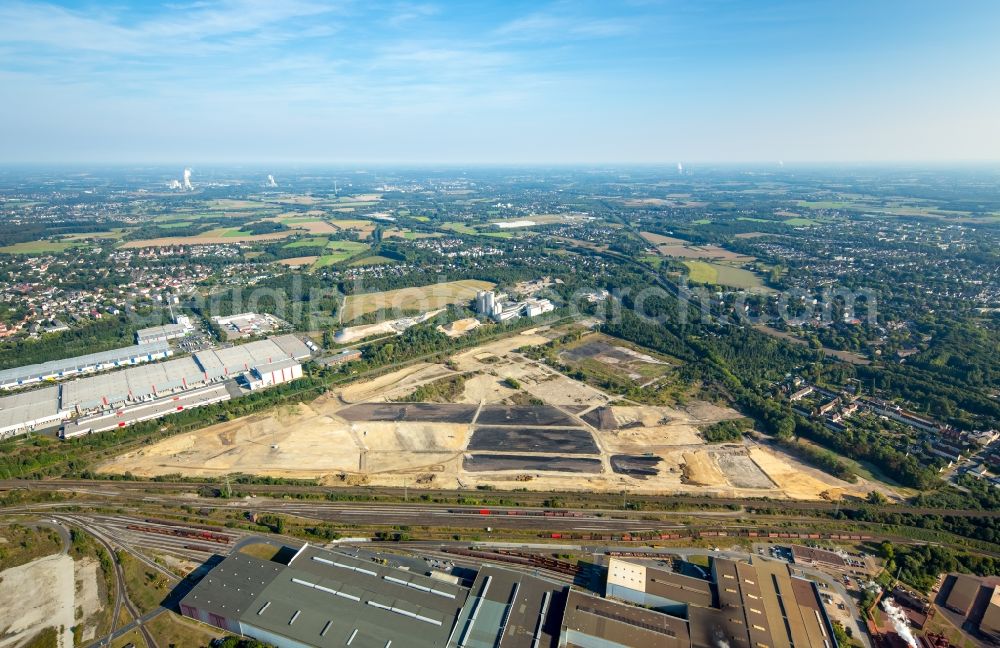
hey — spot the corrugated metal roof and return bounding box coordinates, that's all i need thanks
[0,341,171,387]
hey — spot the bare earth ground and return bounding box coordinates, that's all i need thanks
[99,331,877,500]
[75,557,102,642]
[120,230,301,248]
[277,256,319,267]
[341,280,495,321]
[0,553,75,648]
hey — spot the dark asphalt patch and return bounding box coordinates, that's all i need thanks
[581,407,618,430]
[610,454,661,478]
[468,427,599,454]
[464,454,603,473]
[476,405,578,427]
[337,403,478,423]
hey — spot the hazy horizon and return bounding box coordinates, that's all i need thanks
[2,0,999,164]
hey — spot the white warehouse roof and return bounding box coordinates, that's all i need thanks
[0,342,172,389]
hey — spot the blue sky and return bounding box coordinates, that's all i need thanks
[1,0,998,163]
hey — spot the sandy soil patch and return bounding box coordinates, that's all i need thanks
[523,370,609,408]
[640,231,688,245]
[120,230,299,248]
[604,424,704,452]
[611,405,686,427]
[0,553,75,648]
[438,317,481,338]
[684,401,745,423]
[459,374,515,404]
[681,450,728,487]
[74,557,102,642]
[277,256,319,267]
[100,405,469,479]
[450,332,551,371]
[656,244,755,261]
[749,447,855,500]
[340,364,451,403]
[296,221,339,234]
[341,280,494,321]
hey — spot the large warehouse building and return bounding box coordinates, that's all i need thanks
[603,556,838,648]
[0,342,172,390]
[181,542,840,648]
[0,334,312,439]
[0,385,63,439]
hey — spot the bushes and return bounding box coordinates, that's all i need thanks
[701,418,752,443]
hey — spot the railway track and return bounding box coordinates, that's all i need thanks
[4,477,998,518]
[53,514,161,648]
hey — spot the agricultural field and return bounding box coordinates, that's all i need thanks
[272,212,340,234]
[120,226,304,248]
[640,231,688,246]
[328,218,376,238]
[382,228,440,240]
[310,240,369,268]
[341,279,494,320]
[349,255,396,266]
[683,260,765,290]
[277,255,319,267]
[284,236,329,248]
[439,221,478,235]
[205,198,269,210]
[0,240,83,254]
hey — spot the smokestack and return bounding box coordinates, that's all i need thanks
[882,598,918,648]
[183,168,193,190]
[267,174,277,187]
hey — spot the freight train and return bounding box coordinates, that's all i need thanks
[127,523,233,544]
[460,509,587,517]
[538,529,873,542]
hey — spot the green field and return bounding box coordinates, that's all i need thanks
[198,227,258,238]
[692,218,713,225]
[0,240,80,254]
[349,255,396,266]
[796,200,856,210]
[440,222,478,235]
[278,216,326,224]
[639,254,664,268]
[310,240,369,268]
[157,220,194,229]
[683,260,764,290]
[782,217,818,226]
[383,229,440,240]
[326,240,368,253]
[284,236,329,248]
[63,229,130,240]
[312,254,347,269]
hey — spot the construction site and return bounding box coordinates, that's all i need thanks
[99,329,880,501]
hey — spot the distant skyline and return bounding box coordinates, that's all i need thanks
[1,0,999,164]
